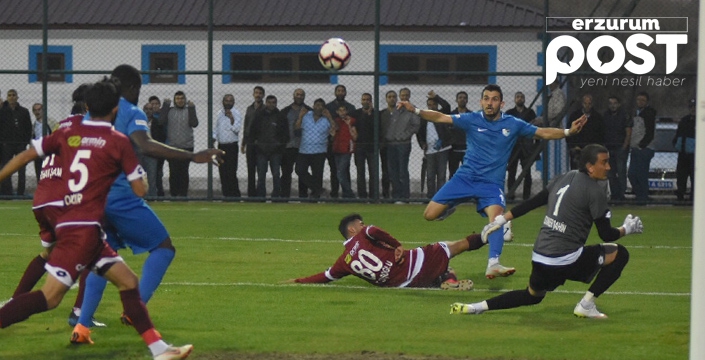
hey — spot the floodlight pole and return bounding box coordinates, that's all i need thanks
[689,3,705,358]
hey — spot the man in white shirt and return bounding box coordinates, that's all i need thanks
[212,94,242,197]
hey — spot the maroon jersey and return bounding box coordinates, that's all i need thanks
[31,120,144,226]
[32,114,84,208]
[296,225,451,288]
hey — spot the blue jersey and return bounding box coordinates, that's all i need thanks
[109,97,150,198]
[452,111,537,186]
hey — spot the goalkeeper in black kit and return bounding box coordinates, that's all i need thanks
[450,144,643,319]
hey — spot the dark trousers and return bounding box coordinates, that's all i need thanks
[33,158,42,185]
[448,149,464,179]
[627,147,654,202]
[607,147,629,200]
[387,143,411,200]
[506,146,536,200]
[168,147,193,197]
[380,146,390,198]
[256,152,282,198]
[281,147,302,198]
[354,148,375,199]
[218,142,240,197]
[676,152,695,200]
[1,143,27,196]
[326,146,339,197]
[296,152,326,198]
[246,144,257,197]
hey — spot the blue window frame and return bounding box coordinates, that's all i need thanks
[28,45,73,83]
[379,45,497,85]
[141,45,186,84]
[222,45,337,84]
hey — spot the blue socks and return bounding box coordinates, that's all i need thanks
[78,272,108,327]
[488,227,504,259]
[139,248,175,303]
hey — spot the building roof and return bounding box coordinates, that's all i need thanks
[0,0,547,30]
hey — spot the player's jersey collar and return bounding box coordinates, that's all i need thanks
[82,119,113,128]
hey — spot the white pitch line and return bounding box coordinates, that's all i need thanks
[161,281,690,297]
[173,235,693,250]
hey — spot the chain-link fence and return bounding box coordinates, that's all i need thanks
[0,0,696,204]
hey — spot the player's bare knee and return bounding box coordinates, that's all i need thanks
[39,248,50,260]
[157,237,176,253]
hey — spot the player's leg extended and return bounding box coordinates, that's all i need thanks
[12,249,49,298]
[76,271,108,328]
[140,238,176,304]
[445,233,486,258]
[0,275,68,328]
[483,204,515,279]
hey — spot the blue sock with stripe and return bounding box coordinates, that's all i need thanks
[139,247,175,304]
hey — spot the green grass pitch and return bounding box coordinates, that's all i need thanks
[0,201,692,359]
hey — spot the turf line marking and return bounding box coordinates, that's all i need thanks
[174,235,693,250]
[161,281,690,297]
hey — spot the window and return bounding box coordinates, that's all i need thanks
[223,45,334,84]
[28,45,73,83]
[141,45,186,84]
[380,45,496,85]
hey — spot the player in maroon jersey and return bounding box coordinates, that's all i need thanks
[0,78,192,360]
[288,213,487,289]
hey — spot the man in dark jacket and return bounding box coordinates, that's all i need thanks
[627,92,657,203]
[566,94,605,170]
[0,89,32,196]
[673,99,695,201]
[251,95,289,198]
[505,91,538,201]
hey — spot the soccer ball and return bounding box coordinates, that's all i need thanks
[318,38,351,71]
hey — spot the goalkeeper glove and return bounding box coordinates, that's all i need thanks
[621,214,643,235]
[481,214,507,243]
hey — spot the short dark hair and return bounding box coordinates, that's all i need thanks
[579,144,609,173]
[110,64,141,93]
[266,95,277,102]
[636,91,650,101]
[338,213,363,238]
[482,84,503,101]
[72,83,91,103]
[148,95,160,103]
[608,95,620,103]
[85,77,120,118]
[334,85,346,92]
[456,91,468,99]
[174,90,185,98]
[385,90,397,97]
[362,92,372,99]
[254,86,265,94]
[313,98,326,106]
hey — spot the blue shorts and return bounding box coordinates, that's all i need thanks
[104,195,169,255]
[431,175,506,216]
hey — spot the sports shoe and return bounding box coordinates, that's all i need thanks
[440,279,474,291]
[70,324,94,345]
[449,302,482,315]
[503,221,514,242]
[120,312,133,326]
[573,302,608,319]
[68,311,107,328]
[485,263,516,279]
[435,205,457,221]
[154,344,194,360]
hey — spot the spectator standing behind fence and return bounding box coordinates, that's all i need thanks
[159,91,198,197]
[418,92,452,199]
[628,91,657,203]
[326,85,357,198]
[566,94,604,169]
[213,93,242,198]
[146,96,166,197]
[385,88,420,203]
[353,93,375,199]
[505,92,538,201]
[378,91,396,199]
[141,103,159,197]
[251,95,288,198]
[674,99,695,201]
[242,86,265,198]
[332,104,357,199]
[280,88,310,199]
[30,103,56,184]
[0,90,32,196]
[535,81,566,128]
[296,99,334,199]
[602,96,632,201]
[449,91,470,179]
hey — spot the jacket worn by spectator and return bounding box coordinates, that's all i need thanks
[0,101,32,145]
[251,108,289,155]
[159,104,198,149]
[631,106,657,149]
[383,108,420,145]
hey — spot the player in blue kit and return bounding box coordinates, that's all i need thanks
[71,65,224,343]
[397,84,587,279]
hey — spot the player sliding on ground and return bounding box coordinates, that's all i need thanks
[286,214,511,290]
[450,144,643,319]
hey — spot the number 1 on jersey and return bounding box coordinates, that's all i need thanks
[552,184,570,216]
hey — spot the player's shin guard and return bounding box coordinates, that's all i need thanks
[486,288,544,311]
[139,247,175,304]
[13,255,47,297]
[0,291,49,328]
[77,272,108,327]
[466,234,485,251]
[588,244,630,297]
[119,288,155,337]
[487,228,504,259]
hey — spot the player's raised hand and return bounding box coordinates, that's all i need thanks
[396,101,414,112]
[621,214,643,235]
[568,114,588,135]
[481,214,508,243]
[193,149,225,166]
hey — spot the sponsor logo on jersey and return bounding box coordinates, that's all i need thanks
[40,167,62,180]
[135,119,149,127]
[68,135,82,147]
[64,192,83,205]
[345,254,352,264]
[81,137,106,148]
[543,215,567,233]
[502,128,511,137]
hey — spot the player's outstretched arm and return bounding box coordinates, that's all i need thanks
[534,114,587,140]
[289,272,334,284]
[396,101,453,124]
[0,148,38,182]
[129,130,225,165]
